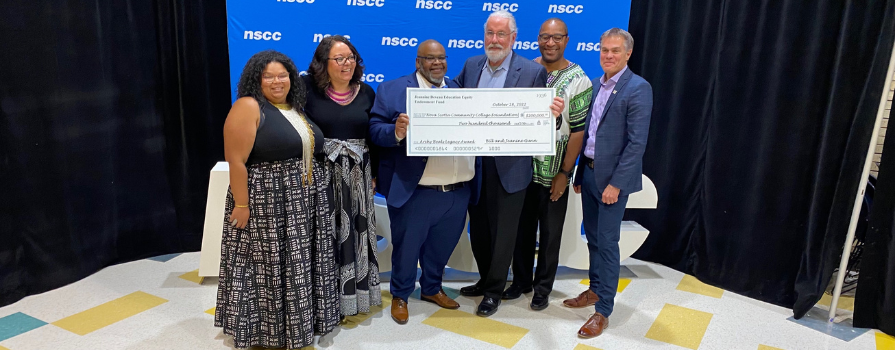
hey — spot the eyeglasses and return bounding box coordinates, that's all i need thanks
[417,55,448,63]
[262,73,290,83]
[538,34,567,43]
[329,55,357,66]
[485,31,512,39]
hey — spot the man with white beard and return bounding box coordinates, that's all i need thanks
[454,10,564,318]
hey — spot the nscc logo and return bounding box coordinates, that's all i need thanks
[482,2,518,12]
[313,33,351,42]
[277,0,314,3]
[513,41,539,50]
[361,74,385,83]
[416,0,451,9]
[577,42,601,51]
[548,4,583,13]
[382,37,419,47]
[448,39,484,49]
[347,0,384,6]
[244,31,282,41]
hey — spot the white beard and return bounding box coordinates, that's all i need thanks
[485,45,511,64]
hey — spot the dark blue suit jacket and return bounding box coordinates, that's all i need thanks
[573,68,653,196]
[369,72,480,208]
[454,51,548,194]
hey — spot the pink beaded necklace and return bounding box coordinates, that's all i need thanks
[326,84,359,105]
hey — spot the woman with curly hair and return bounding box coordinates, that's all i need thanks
[214,50,339,349]
[303,35,382,317]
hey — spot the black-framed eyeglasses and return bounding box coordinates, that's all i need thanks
[329,55,357,66]
[538,34,568,42]
[417,55,448,63]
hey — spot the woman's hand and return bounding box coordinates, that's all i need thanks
[229,206,250,229]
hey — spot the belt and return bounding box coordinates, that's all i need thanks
[419,182,466,192]
[584,157,594,169]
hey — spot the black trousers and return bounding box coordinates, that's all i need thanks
[468,157,527,299]
[511,181,569,296]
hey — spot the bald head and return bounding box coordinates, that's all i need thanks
[538,18,570,65]
[415,39,447,86]
[417,39,443,55]
[540,18,568,35]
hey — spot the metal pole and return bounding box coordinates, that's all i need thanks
[828,37,895,321]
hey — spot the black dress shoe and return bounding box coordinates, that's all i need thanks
[460,283,484,297]
[501,284,533,300]
[476,297,501,317]
[530,293,549,311]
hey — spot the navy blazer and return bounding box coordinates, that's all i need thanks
[454,51,548,194]
[369,72,480,208]
[573,68,653,196]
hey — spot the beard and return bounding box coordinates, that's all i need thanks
[419,69,444,86]
[485,44,511,63]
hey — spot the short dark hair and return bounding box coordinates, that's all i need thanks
[236,50,306,111]
[307,35,365,92]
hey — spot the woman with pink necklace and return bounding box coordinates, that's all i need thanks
[303,35,381,318]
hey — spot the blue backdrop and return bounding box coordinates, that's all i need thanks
[226,0,631,100]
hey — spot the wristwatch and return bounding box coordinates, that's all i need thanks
[559,169,573,178]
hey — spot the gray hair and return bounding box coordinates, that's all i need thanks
[484,10,517,33]
[600,28,633,51]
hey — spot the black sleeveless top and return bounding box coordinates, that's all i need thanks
[246,101,325,165]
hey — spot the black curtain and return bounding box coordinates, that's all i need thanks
[0,0,231,307]
[626,0,895,318]
[855,87,895,335]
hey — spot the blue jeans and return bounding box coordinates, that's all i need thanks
[580,165,629,317]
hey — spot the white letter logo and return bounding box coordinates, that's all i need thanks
[416,0,452,9]
[244,31,282,41]
[382,37,419,47]
[547,4,583,14]
[361,74,385,82]
[482,2,518,12]
[347,0,385,7]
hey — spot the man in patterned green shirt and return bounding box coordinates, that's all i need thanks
[502,18,593,311]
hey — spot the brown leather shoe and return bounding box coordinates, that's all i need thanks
[577,312,609,338]
[421,289,460,309]
[391,297,409,325]
[563,289,600,308]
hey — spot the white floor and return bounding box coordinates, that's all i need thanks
[0,252,887,350]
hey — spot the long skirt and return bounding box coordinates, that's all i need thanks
[324,138,382,316]
[214,157,339,349]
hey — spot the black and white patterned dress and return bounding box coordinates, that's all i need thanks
[215,101,338,349]
[303,76,382,316]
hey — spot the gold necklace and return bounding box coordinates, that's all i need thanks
[272,102,291,110]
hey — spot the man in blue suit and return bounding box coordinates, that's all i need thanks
[369,40,474,325]
[564,28,653,338]
[454,10,564,317]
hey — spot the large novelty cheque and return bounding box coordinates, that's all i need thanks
[405,88,556,156]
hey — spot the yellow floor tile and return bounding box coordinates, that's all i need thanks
[617,278,632,293]
[758,345,786,350]
[0,346,9,350]
[205,307,215,316]
[816,293,855,311]
[878,332,895,350]
[340,292,392,329]
[178,270,203,284]
[645,303,713,350]
[676,275,724,298]
[578,278,632,293]
[52,291,168,335]
[574,344,603,350]
[422,308,528,349]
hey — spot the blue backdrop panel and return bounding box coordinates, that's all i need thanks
[226,0,631,100]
